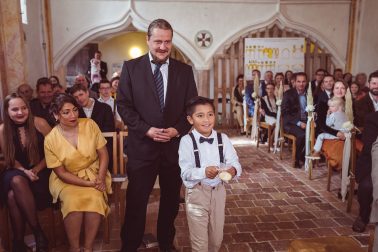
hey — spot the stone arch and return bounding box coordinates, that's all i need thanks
[53,5,203,72]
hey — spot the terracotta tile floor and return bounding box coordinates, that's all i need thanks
[44,134,372,251]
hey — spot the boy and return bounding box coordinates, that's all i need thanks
[311,96,348,158]
[178,96,242,252]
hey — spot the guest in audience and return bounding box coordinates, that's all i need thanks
[110,76,120,98]
[17,83,34,102]
[284,70,293,86]
[0,93,51,252]
[352,111,378,233]
[245,69,263,119]
[316,80,348,170]
[87,51,108,81]
[334,68,343,81]
[30,77,56,127]
[45,93,112,252]
[310,68,326,94]
[70,84,115,132]
[264,70,274,85]
[98,79,123,130]
[49,75,60,86]
[281,72,308,168]
[75,74,98,99]
[232,74,245,135]
[354,71,378,129]
[343,72,353,86]
[260,83,277,126]
[310,97,347,158]
[315,75,334,109]
[274,72,284,86]
[355,72,369,94]
[350,82,363,101]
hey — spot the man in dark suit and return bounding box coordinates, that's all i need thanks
[354,71,378,129]
[281,72,308,168]
[352,111,378,232]
[29,77,56,127]
[117,19,198,252]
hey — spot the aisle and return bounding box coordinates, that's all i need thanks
[53,134,371,252]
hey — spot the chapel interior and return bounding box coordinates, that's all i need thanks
[0,0,377,251]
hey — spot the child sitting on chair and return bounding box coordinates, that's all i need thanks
[178,96,242,252]
[311,96,348,158]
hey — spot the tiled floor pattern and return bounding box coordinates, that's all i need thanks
[40,134,372,251]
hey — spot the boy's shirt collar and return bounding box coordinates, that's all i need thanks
[192,128,216,140]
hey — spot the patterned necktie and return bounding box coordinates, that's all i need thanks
[153,63,164,111]
[199,137,214,144]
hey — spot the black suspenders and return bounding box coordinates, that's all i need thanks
[189,132,224,168]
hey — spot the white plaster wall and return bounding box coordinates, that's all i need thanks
[23,0,46,89]
[353,0,378,75]
[49,0,353,71]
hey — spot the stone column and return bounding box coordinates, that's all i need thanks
[0,0,27,97]
[196,69,210,97]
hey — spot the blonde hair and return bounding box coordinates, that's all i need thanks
[327,97,345,111]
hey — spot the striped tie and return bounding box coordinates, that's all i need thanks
[153,63,164,111]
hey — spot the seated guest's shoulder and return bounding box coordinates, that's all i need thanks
[34,116,52,136]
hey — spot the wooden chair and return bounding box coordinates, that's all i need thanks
[101,131,120,243]
[257,121,275,153]
[279,117,297,168]
[324,130,356,213]
[116,131,129,224]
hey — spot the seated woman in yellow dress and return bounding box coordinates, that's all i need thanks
[44,93,112,252]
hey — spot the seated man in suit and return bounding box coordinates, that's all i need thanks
[29,77,56,127]
[281,72,308,168]
[353,111,378,232]
[354,71,378,129]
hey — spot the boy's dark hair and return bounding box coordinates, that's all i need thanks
[186,96,215,116]
[69,83,88,95]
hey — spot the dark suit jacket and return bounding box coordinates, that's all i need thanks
[356,111,378,183]
[29,99,56,127]
[354,93,375,128]
[116,54,198,166]
[78,99,115,132]
[315,90,338,136]
[281,88,305,132]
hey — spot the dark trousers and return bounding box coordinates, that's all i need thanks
[286,125,306,162]
[120,155,182,252]
[357,176,373,223]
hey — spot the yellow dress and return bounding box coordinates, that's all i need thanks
[44,118,112,218]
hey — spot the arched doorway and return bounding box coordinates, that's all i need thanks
[213,24,338,128]
[65,31,191,87]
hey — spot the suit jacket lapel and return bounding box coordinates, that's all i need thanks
[142,54,160,106]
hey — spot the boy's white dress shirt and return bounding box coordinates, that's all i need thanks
[179,129,242,188]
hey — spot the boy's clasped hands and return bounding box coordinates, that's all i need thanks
[205,166,237,182]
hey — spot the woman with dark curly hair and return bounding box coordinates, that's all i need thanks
[0,93,51,252]
[44,93,112,252]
